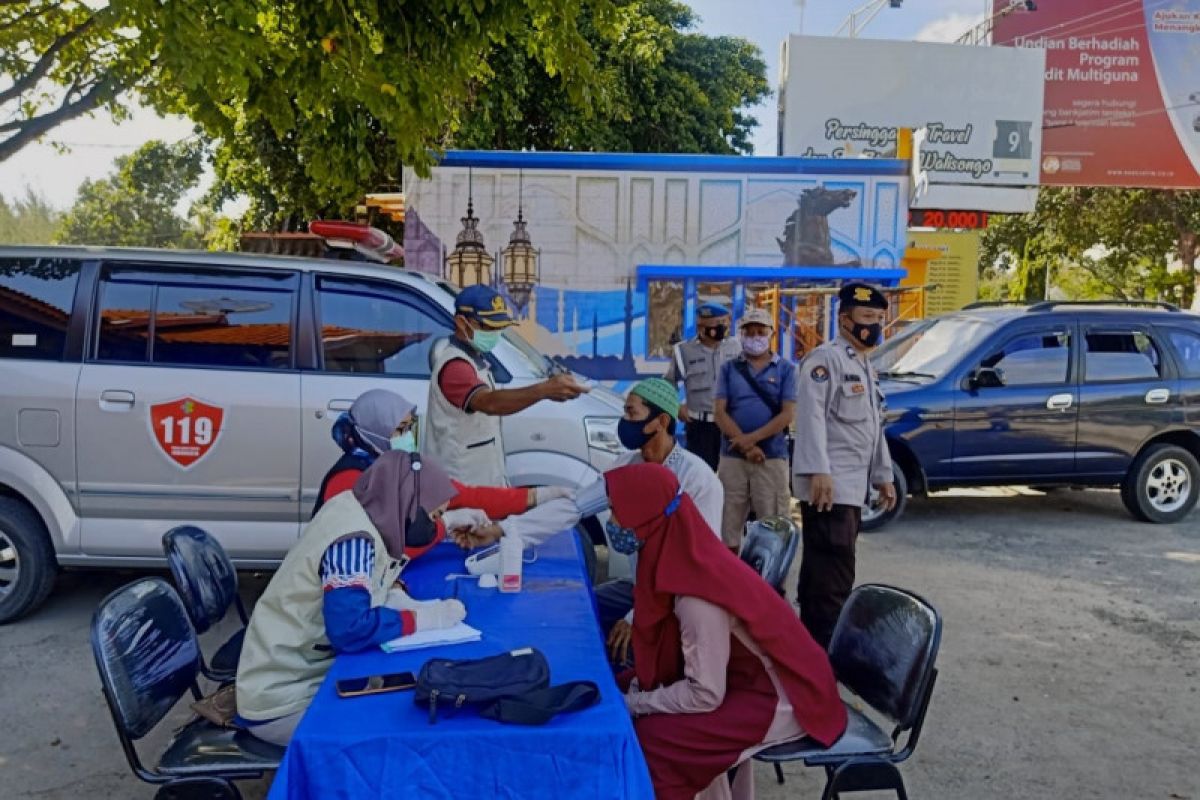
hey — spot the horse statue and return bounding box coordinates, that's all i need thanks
[777,185,859,266]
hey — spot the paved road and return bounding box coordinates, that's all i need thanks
[1,488,1196,799]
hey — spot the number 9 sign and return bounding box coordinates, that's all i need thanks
[149,397,226,469]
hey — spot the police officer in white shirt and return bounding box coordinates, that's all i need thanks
[664,303,742,471]
[792,282,896,648]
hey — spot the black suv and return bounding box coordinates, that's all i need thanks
[863,301,1200,529]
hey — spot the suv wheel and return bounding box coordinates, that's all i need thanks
[1120,444,1200,524]
[860,463,909,533]
[0,498,58,624]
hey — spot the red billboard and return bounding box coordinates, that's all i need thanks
[993,1,1200,188]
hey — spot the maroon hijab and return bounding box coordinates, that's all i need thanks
[606,462,847,747]
[352,451,457,560]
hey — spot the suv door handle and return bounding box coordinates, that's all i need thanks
[1145,388,1170,405]
[1046,393,1073,411]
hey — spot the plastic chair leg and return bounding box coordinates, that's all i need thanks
[821,760,907,800]
[154,776,242,800]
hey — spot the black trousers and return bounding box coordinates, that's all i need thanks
[684,419,722,471]
[797,502,862,649]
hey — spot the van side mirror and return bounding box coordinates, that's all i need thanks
[970,366,1006,389]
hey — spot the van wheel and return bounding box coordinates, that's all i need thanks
[1120,444,1200,524]
[0,498,58,624]
[860,464,909,533]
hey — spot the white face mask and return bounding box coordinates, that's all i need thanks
[742,335,771,357]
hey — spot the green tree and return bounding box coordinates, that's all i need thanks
[56,139,204,247]
[0,187,60,244]
[131,0,626,225]
[0,1,152,163]
[981,187,1200,310]
[454,0,770,154]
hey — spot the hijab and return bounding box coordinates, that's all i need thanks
[605,462,847,747]
[352,450,457,560]
[347,389,416,456]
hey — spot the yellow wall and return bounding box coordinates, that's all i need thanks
[907,230,982,315]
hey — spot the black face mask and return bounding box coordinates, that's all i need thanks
[617,417,655,451]
[407,506,438,547]
[703,325,728,341]
[850,321,884,348]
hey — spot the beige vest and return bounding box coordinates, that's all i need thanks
[235,492,402,721]
[424,337,508,486]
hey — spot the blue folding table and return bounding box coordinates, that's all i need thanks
[267,531,654,799]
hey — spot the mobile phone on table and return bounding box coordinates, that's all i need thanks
[336,671,417,698]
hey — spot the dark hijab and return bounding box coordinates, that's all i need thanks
[351,451,457,560]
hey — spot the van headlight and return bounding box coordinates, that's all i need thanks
[584,417,623,454]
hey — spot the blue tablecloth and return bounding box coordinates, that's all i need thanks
[267,531,654,800]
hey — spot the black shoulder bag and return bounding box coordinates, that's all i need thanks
[731,360,795,466]
[414,648,600,725]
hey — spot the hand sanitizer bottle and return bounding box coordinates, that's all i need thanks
[499,533,523,593]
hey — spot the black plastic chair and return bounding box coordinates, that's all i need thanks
[90,577,283,800]
[162,526,249,683]
[739,516,799,594]
[755,584,942,800]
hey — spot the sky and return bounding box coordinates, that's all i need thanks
[0,0,990,211]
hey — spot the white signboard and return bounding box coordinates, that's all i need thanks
[778,35,1046,210]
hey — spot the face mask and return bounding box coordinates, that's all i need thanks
[850,321,884,348]
[742,335,771,357]
[704,325,727,341]
[606,519,643,555]
[617,417,655,451]
[390,430,417,453]
[407,506,438,547]
[472,329,501,354]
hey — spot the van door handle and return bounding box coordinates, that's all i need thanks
[327,400,354,412]
[1046,393,1073,411]
[1145,388,1170,405]
[99,390,136,405]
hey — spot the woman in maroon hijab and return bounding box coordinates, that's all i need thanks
[605,462,846,799]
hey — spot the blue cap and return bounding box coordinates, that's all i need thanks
[455,284,515,329]
[697,303,729,319]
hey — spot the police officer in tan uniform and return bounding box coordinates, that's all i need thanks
[664,303,743,471]
[792,282,896,647]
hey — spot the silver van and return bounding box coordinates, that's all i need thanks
[0,246,624,622]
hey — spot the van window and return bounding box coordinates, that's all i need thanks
[317,277,451,377]
[93,266,296,370]
[1164,328,1200,378]
[1084,330,1161,383]
[0,257,79,361]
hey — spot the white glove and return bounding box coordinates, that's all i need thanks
[534,486,574,505]
[441,507,491,532]
[413,599,467,631]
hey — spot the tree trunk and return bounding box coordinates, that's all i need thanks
[1178,229,1199,311]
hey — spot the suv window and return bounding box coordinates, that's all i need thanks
[94,265,296,370]
[317,276,451,376]
[1084,329,1161,382]
[0,256,80,361]
[1164,328,1200,378]
[980,329,1071,386]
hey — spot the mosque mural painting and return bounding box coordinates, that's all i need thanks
[403,152,908,387]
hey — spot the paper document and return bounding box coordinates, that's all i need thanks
[380,622,482,653]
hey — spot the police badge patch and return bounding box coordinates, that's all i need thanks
[810,365,829,383]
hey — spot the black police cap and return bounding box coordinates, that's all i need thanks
[838,282,889,310]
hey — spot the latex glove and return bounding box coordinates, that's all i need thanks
[534,486,574,505]
[412,599,467,632]
[441,507,490,533]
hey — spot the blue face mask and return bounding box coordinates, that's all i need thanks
[605,519,643,555]
[390,430,417,453]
